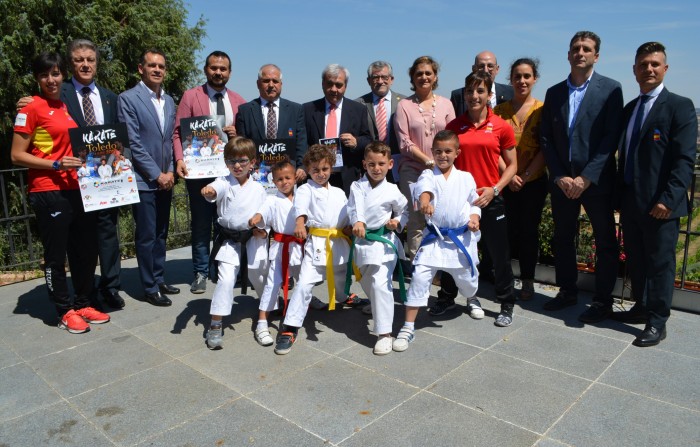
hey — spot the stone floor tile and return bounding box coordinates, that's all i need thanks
[0,363,61,421]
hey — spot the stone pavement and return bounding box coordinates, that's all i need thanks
[1,246,699,446]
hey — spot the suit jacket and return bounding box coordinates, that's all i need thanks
[540,71,623,195]
[355,90,406,154]
[303,97,372,170]
[117,82,176,191]
[173,83,246,161]
[450,82,513,116]
[235,97,307,168]
[617,88,697,218]
[61,81,119,126]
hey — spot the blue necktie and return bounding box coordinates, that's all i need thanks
[624,95,651,185]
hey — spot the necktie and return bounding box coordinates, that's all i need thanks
[376,98,387,142]
[266,103,277,139]
[624,94,651,185]
[214,92,225,117]
[81,87,97,126]
[326,104,338,139]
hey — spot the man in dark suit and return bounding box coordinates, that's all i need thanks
[540,31,623,323]
[614,42,697,346]
[173,51,246,294]
[117,49,178,306]
[236,63,307,182]
[450,51,513,115]
[62,40,124,309]
[303,64,371,195]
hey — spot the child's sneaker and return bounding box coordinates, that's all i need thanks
[342,293,370,308]
[254,328,274,346]
[373,336,393,355]
[206,326,223,350]
[495,304,514,327]
[429,298,456,316]
[75,306,110,324]
[58,310,90,334]
[361,304,372,316]
[392,326,415,352]
[466,298,485,319]
[309,296,328,310]
[274,331,297,355]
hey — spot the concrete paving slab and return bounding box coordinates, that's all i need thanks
[338,391,540,447]
[0,362,62,421]
[430,350,592,433]
[0,340,22,370]
[491,319,628,380]
[659,314,700,358]
[69,360,239,446]
[547,383,700,447]
[249,356,418,444]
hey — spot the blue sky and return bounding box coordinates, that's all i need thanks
[186,0,700,107]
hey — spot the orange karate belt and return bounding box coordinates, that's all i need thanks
[308,227,360,310]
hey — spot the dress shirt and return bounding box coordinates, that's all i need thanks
[325,98,343,137]
[261,98,280,132]
[72,78,104,125]
[139,80,166,130]
[624,83,663,156]
[374,91,392,139]
[489,83,498,109]
[566,72,593,161]
[207,87,234,126]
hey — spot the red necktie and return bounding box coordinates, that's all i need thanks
[326,104,338,138]
[376,98,387,142]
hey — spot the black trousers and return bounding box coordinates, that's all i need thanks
[30,190,98,316]
[96,207,121,292]
[132,189,172,294]
[441,196,516,305]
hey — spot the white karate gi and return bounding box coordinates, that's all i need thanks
[283,179,350,328]
[347,176,408,335]
[407,167,481,307]
[206,175,269,316]
[255,191,303,312]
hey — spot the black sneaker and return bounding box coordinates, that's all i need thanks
[429,298,456,316]
[578,302,612,324]
[274,330,297,355]
[543,291,578,311]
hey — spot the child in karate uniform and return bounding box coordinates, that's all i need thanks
[201,137,268,350]
[393,130,481,352]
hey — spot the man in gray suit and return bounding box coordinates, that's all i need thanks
[450,51,514,115]
[117,48,178,307]
[540,31,623,323]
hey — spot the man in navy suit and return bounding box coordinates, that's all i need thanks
[450,51,514,115]
[540,31,623,323]
[235,63,307,181]
[303,64,371,195]
[614,42,697,346]
[117,48,178,306]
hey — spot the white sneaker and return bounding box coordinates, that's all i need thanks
[467,298,485,319]
[309,296,328,310]
[373,336,393,355]
[254,328,274,346]
[392,326,415,352]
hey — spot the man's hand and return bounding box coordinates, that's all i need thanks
[295,168,307,183]
[16,96,33,111]
[649,202,671,220]
[352,221,366,239]
[339,133,357,149]
[222,125,237,139]
[157,172,174,190]
[201,185,217,200]
[176,159,189,178]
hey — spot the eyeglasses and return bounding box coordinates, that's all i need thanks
[369,75,392,82]
[225,158,250,166]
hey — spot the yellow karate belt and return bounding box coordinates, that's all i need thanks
[308,227,360,310]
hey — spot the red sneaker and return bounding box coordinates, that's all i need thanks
[59,310,90,334]
[75,307,110,324]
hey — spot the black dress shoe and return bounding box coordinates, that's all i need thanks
[158,283,180,295]
[633,324,666,347]
[611,303,647,324]
[543,291,578,311]
[578,302,612,324]
[145,291,172,307]
[101,289,125,309]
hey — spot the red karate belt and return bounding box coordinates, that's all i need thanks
[273,232,305,315]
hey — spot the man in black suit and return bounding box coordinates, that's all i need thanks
[450,50,513,115]
[614,42,697,346]
[62,39,124,309]
[540,31,623,323]
[235,64,307,182]
[303,64,371,195]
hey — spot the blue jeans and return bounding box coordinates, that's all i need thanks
[186,178,219,276]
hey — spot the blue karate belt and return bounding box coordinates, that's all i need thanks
[344,226,407,302]
[420,223,476,277]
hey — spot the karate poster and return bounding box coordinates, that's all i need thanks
[253,138,296,195]
[319,137,343,172]
[180,115,228,179]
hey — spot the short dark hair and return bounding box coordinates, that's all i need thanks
[32,52,67,78]
[509,57,540,81]
[570,31,601,54]
[303,144,336,168]
[409,56,439,91]
[465,71,493,93]
[635,41,666,61]
[140,48,167,67]
[205,51,231,70]
[433,129,459,147]
[223,136,256,161]
[364,141,391,159]
[271,157,294,175]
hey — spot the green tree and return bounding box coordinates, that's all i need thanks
[0,0,206,168]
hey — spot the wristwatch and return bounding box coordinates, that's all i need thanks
[492,185,500,196]
[425,160,435,168]
[52,160,60,171]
